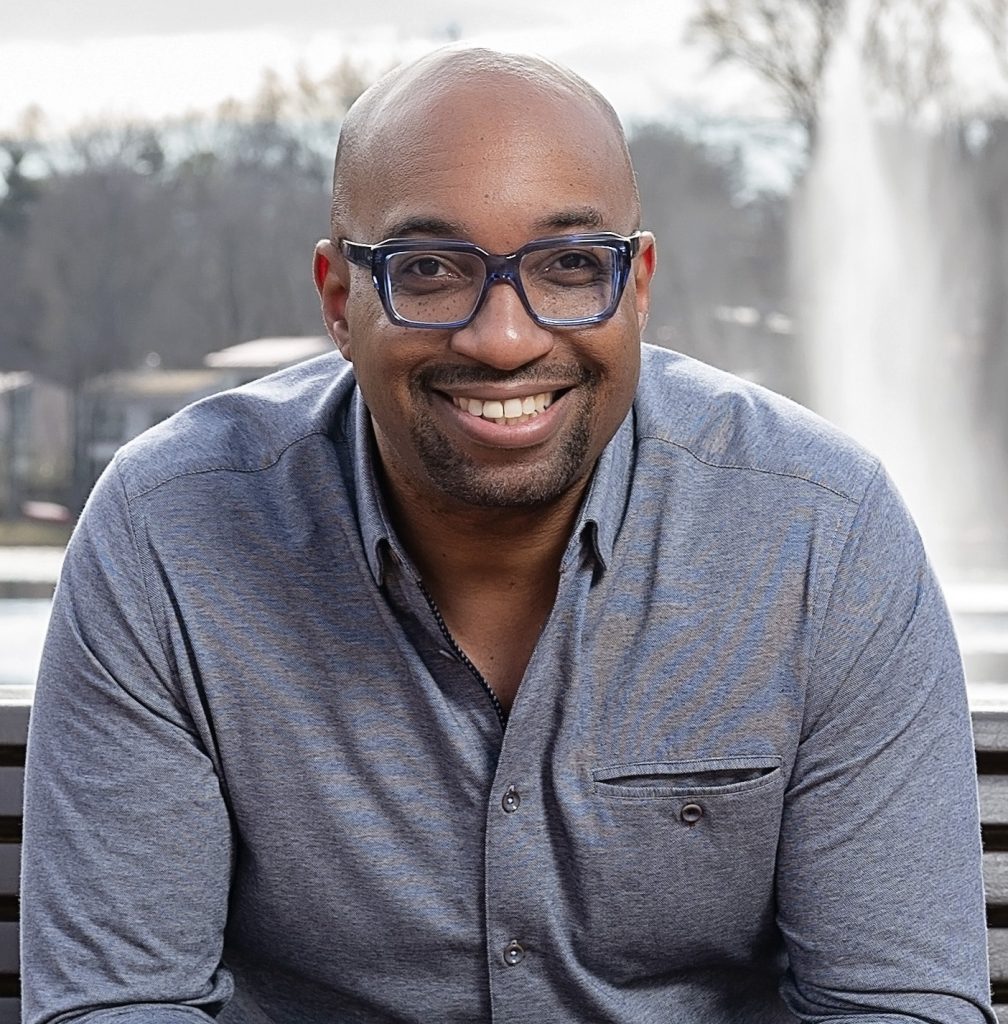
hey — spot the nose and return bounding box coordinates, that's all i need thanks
[448,280,555,370]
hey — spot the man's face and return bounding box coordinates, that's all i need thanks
[319,79,655,513]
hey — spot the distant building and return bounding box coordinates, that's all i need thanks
[78,368,230,492]
[74,336,333,509]
[0,373,72,517]
[204,335,332,386]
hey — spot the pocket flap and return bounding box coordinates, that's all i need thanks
[592,755,782,797]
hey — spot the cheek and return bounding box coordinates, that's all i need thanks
[343,290,387,355]
[343,263,406,343]
[341,314,432,436]
[604,316,642,392]
[343,298,396,384]
[593,321,641,431]
[624,336,642,393]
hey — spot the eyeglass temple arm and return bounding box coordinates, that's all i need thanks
[340,240,375,269]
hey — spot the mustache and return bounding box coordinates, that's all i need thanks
[416,363,594,390]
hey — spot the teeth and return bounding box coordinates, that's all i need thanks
[452,391,555,424]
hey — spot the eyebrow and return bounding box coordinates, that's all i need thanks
[382,207,608,243]
[383,216,467,239]
[531,207,606,233]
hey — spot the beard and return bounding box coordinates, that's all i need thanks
[407,363,597,508]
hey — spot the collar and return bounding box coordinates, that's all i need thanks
[350,389,414,586]
[350,385,634,585]
[558,406,633,576]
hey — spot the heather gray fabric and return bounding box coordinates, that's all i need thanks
[21,345,993,1023]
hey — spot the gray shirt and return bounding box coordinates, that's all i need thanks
[21,345,993,1023]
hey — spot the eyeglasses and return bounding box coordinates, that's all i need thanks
[341,232,641,330]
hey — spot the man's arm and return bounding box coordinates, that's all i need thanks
[21,461,235,1024]
[776,464,994,1022]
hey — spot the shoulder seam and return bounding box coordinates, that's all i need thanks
[806,457,886,716]
[123,430,338,501]
[112,461,175,682]
[637,432,870,506]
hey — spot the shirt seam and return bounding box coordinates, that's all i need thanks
[122,429,337,502]
[66,1006,214,1022]
[635,432,864,505]
[113,461,176,679]
[806,457,886,700]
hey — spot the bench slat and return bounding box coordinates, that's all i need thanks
[981,777,1008,826]
[0,772,21,821]
[983,851,1008,909]
[990,929,1008,983]
[0,847,17,899]
[975,712,1008,754]
[985,852,1008,907]
[0,924,15,975]
[0,710,28,749]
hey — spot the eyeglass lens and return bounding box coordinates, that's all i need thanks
[385,243,619,325]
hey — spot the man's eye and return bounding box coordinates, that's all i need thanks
[534,248,606,281]
[403,255,453,277]
[397,250,469,276]
[554,251,597,271]
[390,252,476,296]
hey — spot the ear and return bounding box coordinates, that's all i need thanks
[632,232,657,335]
[313,239,352,359]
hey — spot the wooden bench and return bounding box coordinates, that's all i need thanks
[3,702,1008,1021]
[977,709,1008,1019]
[0,703,27,1024]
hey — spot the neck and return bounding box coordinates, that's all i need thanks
[374,457,595,711]
[383,474,589,591]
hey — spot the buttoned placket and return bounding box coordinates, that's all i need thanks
[480,552,596,1022]
[351,387,625,1019]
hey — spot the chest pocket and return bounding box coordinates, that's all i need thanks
[592,754,782,798]
[561,754,785,983]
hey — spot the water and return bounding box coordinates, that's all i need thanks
[0,598,51,690]
[0,545,59,696]
[795,2,1008,577]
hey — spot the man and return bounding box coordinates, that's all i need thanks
[22,46,993,1023]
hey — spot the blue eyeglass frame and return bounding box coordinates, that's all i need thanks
[340,231,642,329]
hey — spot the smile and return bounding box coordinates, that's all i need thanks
[451,392,555,425]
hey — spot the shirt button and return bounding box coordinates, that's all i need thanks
[503,940,525,966]
[501,786,521,813]
[680,802,704,825]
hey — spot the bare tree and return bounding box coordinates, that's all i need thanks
[861,0,1008,118]
[967,0,1008,76]
[688,0,846,148]
[690,0,1008,147]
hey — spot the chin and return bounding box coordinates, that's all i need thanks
[419,435,593,510]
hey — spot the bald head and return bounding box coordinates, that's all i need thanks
[329,47,639,239]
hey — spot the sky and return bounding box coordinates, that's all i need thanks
[5,1,1004,201]
[0,0,781,134]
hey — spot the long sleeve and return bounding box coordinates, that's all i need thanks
[20,461,236,1023]
[776,464,994,1022]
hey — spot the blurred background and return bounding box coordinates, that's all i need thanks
[1,0,1007,692]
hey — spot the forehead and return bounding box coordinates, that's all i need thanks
[346,74,637,248]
